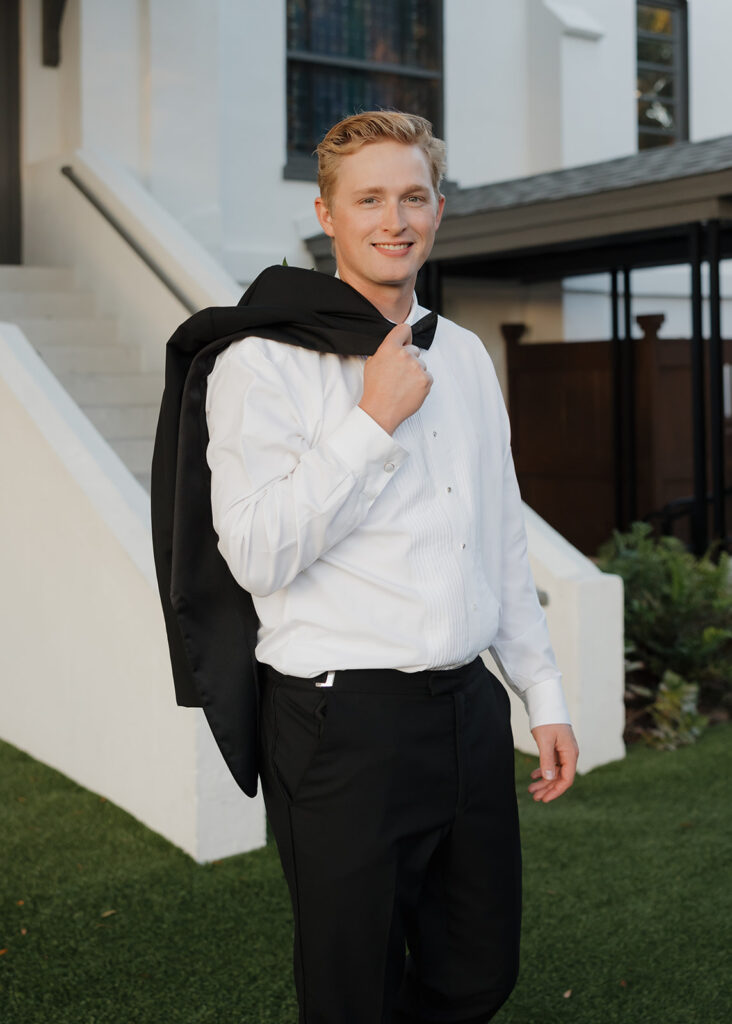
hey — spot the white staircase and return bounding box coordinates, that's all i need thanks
[0,265,161,491]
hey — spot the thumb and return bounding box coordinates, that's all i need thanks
[537,736,557,781]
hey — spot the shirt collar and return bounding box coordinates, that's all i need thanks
[333,268,421,326]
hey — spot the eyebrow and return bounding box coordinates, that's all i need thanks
[352,185,431,197]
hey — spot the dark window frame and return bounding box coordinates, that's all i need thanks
[0,0,21,262]
[636,0,689,150]
[284,1,444,182]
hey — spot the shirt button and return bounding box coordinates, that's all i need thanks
[432,430,438,437]
[460,542,466,549]
[384,462,395,473]
[446,486,452,493]
[472,603,478,611]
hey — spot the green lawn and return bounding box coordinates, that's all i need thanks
[1,725,730,1024]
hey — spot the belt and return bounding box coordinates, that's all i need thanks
[264,656,484,696]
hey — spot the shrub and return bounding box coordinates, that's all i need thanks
[596,521,732,747]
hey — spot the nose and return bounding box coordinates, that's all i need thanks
[381,197,407,235]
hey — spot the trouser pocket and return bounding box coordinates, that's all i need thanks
[270,682,333,804]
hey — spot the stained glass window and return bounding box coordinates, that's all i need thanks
[286,1,443,178]
[636,1,688,150]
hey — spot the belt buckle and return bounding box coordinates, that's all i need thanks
[315,670,336,688]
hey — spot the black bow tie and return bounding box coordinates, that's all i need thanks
[408,311,438,350]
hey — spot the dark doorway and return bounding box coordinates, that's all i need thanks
[0,0,21,264]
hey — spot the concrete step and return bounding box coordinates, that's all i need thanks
[81,403,159,439]
[0,265,162,489]
[36,343,142,375]
[108,437,155,474]
[0,290,96,318]
[0,265,76,291]
[12,316,119,345]
[59,371,164,405]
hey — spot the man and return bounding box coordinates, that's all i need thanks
[202,111,578,1023]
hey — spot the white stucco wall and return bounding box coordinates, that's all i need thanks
[215,0,320,278]
[77,0,145,175]
[0,324,266,862]
[444,0,530,187]
[446,0,636,187]
[21,0,82,164]
[688,0,732,142]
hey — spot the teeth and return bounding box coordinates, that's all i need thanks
[376,243,410,250]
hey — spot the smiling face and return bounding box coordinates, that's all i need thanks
[314,140,445,319]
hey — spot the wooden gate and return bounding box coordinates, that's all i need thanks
[504,317,732,556]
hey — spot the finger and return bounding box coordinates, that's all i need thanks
[529,780,553,793]
[536,739,559,783]
[529,757,575,802]
[528,776,559,799]
[535,776,573,803]
[558,746,578,789]
[384,323,412,347]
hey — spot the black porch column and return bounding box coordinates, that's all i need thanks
[689,223,708,555]
[611,269,624,530]
[623,266,637,526]
[707,219,726,547]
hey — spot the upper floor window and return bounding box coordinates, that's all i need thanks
[285,0,443,180]
[636,1,688,150]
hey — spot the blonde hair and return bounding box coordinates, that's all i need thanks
[316,110,446,210]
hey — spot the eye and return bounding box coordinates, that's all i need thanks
[360,196,378,205]
[405,195,427,204]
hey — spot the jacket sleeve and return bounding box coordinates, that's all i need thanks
[205,338,408,597]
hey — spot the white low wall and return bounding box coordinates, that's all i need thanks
[0,324,265,862]
[483,505,626,775]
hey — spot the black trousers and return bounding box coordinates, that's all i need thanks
[258,655,522,1024]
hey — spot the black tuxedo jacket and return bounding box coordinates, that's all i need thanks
[150,265,436,797]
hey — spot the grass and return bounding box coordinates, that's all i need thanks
[1,725,731,1024]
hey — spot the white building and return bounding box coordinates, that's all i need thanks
[4,0,729,860]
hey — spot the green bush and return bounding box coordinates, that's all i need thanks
[596,521,732,747]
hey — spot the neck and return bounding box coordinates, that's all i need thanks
[337,269,414,323]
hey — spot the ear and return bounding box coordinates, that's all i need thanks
[314,196,336,238]
[434,192,446,231]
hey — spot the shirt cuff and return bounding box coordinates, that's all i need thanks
[523,677,572,730]
[324,404,409,499]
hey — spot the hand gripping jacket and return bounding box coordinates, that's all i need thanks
[150,264,437,797]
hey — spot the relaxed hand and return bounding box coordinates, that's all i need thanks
[528,723,579,803]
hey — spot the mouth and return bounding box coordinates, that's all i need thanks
[371,242,414,254]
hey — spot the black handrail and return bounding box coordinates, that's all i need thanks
[644,487,732,554]
[60,164,198,314]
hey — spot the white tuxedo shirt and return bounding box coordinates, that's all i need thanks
[205,290,570,729]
